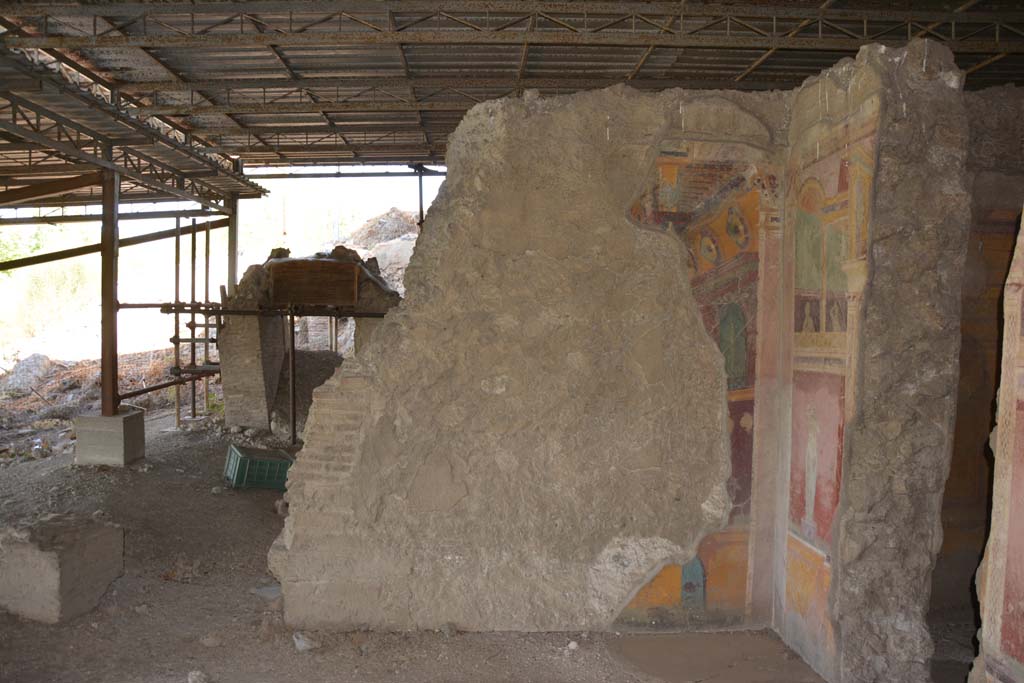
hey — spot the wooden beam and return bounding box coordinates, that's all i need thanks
[0,171,102,206]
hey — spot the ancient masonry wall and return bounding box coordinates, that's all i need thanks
[219,315,286,430]
[272,40,972,683]
[830,42,970,683]
[271,85,743,631]
[968,90,1024,683]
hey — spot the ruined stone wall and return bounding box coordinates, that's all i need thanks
[220,266,286,430]
[830,42,970,683]
[271,87,754,631]
[270,42,973,682]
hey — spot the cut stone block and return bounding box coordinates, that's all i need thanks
[0,515,124,623]
[74,407,145,467]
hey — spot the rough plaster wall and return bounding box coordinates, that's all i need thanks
[831,42,970,683]
[272,87,755,631]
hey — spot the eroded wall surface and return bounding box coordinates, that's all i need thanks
[271,87,740,631]
[829,43,969,683]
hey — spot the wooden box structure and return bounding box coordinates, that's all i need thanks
[267,259,361,307]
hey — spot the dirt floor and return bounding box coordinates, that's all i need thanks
[0,411,825,682]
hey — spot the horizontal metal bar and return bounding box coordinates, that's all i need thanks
[0,171,102,206]
[0,242,97,270]
[0,216,228,270]
[0,209,220,226]
[7,29,1023,53]
[238,156,446,166]
[119,74,791,93]
[0,162,103,177]
[0,1,1018,23]
[141,100,472,116]
[160,302,389,318]
[118,371,218,401]
[247,170,446,179]
[170,364,221,376]
[119,219,229,247]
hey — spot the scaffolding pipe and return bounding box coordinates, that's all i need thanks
[190,218,197,419]
[174,215,182,428]
[289,313,297,446]
[203,211,211,413]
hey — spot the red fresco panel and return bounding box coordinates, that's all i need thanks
[1000,397,1024,663]
[790,371,845,547]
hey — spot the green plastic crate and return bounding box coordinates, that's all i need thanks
[223,444,294,491]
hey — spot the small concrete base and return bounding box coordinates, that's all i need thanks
[74,407,145,467]
[0,515,124,623]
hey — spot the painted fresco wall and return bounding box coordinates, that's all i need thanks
[779,77,881,678]
[618,139,780,629]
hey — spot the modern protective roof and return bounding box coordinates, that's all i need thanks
[1,1,1023,208]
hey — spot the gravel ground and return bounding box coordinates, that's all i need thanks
[0,411,823,683]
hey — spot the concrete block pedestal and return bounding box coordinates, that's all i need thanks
[74,407,145,467]
[0,515,124,623]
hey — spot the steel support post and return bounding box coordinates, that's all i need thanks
[226,193,239,297]
[100,149,120,417]
[289,313,297,446]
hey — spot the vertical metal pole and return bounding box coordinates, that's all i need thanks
[100,147,120,417]
[226,193,239,297]
[203,213,211,413]
[174,216,181,429]
[289,312,297,445]
[190,218,197,419]
[417,168,425,227]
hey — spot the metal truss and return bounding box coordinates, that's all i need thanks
[0,95,237,211]
[0,3,1022,53]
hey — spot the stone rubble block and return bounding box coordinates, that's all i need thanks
[0,514,124,623]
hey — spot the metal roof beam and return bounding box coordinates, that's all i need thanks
[117,74,790,93]
[0,115,230,212]
[5,29,1023,53]
[0,2,1020,23]
[0,170,101,206]
[0,44,265,197]
[140,100,473,116]
[0,208,219,226]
